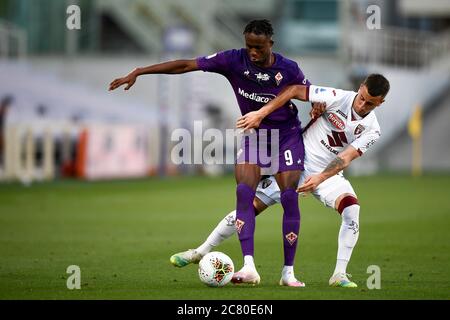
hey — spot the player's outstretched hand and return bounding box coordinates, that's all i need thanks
[236,111,264,131]
[310,102,326,119]
[296,174,324,193]
[109,70,138,91]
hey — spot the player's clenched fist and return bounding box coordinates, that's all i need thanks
[310,102,326,119]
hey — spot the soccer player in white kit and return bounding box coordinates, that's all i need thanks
[170,74,390,287]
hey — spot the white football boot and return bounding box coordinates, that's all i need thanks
[329,273,358,288]
[231,265,261,285]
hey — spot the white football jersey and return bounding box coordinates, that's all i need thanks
[303,85,381,174]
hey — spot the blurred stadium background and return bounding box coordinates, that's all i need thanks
[1,0,449,181]
[0,0,449,299]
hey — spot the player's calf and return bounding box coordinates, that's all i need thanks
[235,183,257,257]
[280,189,300,266]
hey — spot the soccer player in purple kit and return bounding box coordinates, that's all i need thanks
[109,20,316,287]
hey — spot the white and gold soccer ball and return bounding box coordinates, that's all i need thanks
[198,252,234,287]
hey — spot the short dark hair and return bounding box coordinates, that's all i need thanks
[243,19,274,37]
[363,74,390,97]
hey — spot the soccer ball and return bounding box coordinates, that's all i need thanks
[198,252,234,287]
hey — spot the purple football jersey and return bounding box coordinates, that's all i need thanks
[197,49,310,132]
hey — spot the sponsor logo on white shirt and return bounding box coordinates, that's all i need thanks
[327,113,345,130]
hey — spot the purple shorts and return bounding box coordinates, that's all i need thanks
[236,125,305,175]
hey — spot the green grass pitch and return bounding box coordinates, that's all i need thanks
[0,174,449,299]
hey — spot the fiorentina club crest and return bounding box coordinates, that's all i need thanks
[285,232,298,245]
[235,219,245,234]
[275,72,283,86]
[354,124,365,135]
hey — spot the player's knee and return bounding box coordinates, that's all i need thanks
[276,172,301,191]
[337,195,359,215]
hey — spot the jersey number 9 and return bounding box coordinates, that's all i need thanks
[284,150,293,166]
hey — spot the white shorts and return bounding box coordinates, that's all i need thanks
[255,170,356,210]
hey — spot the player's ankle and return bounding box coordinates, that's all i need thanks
[195,243,214,256]
[281,266,297,281]
[243,255,256,269]
[282,266,294,277]
[333,259,348,275]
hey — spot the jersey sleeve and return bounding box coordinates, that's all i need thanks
[288,63,311,87]
[308,85,345,110]
[196,50,233,75]
[350,129,381,156]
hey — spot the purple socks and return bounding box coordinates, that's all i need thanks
[235,184,300,266]
[281,188,300,266]
[235,183,256,257]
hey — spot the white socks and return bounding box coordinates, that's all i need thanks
[195,210,237,256]
[334,259,349,275]
[282,265,296,281]
[244,255,256,270]
[333,204,360,275]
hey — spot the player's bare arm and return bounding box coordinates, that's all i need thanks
[108,59,199,91]
[236,85,316,130]
[259,84,310,116]
[236,101,325,131]
[297,146,361,193]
